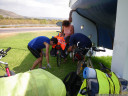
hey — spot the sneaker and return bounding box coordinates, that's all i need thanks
[38,67,46,69]
[47,64,51,68]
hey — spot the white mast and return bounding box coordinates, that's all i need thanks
[111,0,128,80]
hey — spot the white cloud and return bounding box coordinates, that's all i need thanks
[0,0,71,18]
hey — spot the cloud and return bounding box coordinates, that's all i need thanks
[0,0,71,18]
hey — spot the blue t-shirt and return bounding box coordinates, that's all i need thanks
[69,33,92,48]
[28,36,50,50]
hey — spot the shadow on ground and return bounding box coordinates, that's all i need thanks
[13,53,36,73]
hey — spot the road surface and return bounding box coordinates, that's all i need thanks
[0,27,60,33]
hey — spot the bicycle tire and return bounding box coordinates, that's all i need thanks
[76,61,83,75]
[59,54,61,66]
[57,52,61,67]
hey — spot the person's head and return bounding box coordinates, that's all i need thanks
[62,20,70,27]
[50,37,58,45]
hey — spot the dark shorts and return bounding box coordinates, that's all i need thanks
[82,49,89,55]
[82,43,92,55]
[79,45,92,55]
[28,45,41,58]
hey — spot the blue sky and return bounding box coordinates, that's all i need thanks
[0,0,71,18]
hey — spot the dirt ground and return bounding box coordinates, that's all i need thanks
[0,30,56,39]
[0,33,18,38]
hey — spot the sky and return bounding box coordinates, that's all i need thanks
[0,0,71,18]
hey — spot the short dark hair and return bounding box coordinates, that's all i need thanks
[50,37,58,44]
[62,20,70,27]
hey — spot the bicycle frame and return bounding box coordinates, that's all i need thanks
[75,46,106,75]
[73,48,86,75]
[86,47,105,68]
[86,48,94,68]
[0,57,11,77]
[0,47,12,77]
[5,65,11,76]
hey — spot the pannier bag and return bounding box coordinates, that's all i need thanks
[78,69,128,96]
[0,69,66,96]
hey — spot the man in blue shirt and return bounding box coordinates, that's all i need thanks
[68,33,92,55]
[28,36,58,70]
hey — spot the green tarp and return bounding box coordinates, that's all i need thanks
[0,69,66,96]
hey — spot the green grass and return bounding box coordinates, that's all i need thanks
[0,31,112,80]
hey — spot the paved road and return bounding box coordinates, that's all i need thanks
[0,27,60,33]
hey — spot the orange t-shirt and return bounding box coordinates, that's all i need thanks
[52,34,66,50]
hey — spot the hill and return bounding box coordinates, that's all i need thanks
[0,9,24,18]
[0,9,64,26]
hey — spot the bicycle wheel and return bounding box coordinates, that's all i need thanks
[57,51,61,67]
[76,61,83,75]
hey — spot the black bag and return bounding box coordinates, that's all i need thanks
[63,71,82,96]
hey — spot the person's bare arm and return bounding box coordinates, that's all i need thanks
[40,49,43,57]
[68,46,73,52]
[71,25,74,35]
[44,42,49,64]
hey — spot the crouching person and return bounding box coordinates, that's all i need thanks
[68,33,92,60]
[50,36,67,59]
[28,36,58,70]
